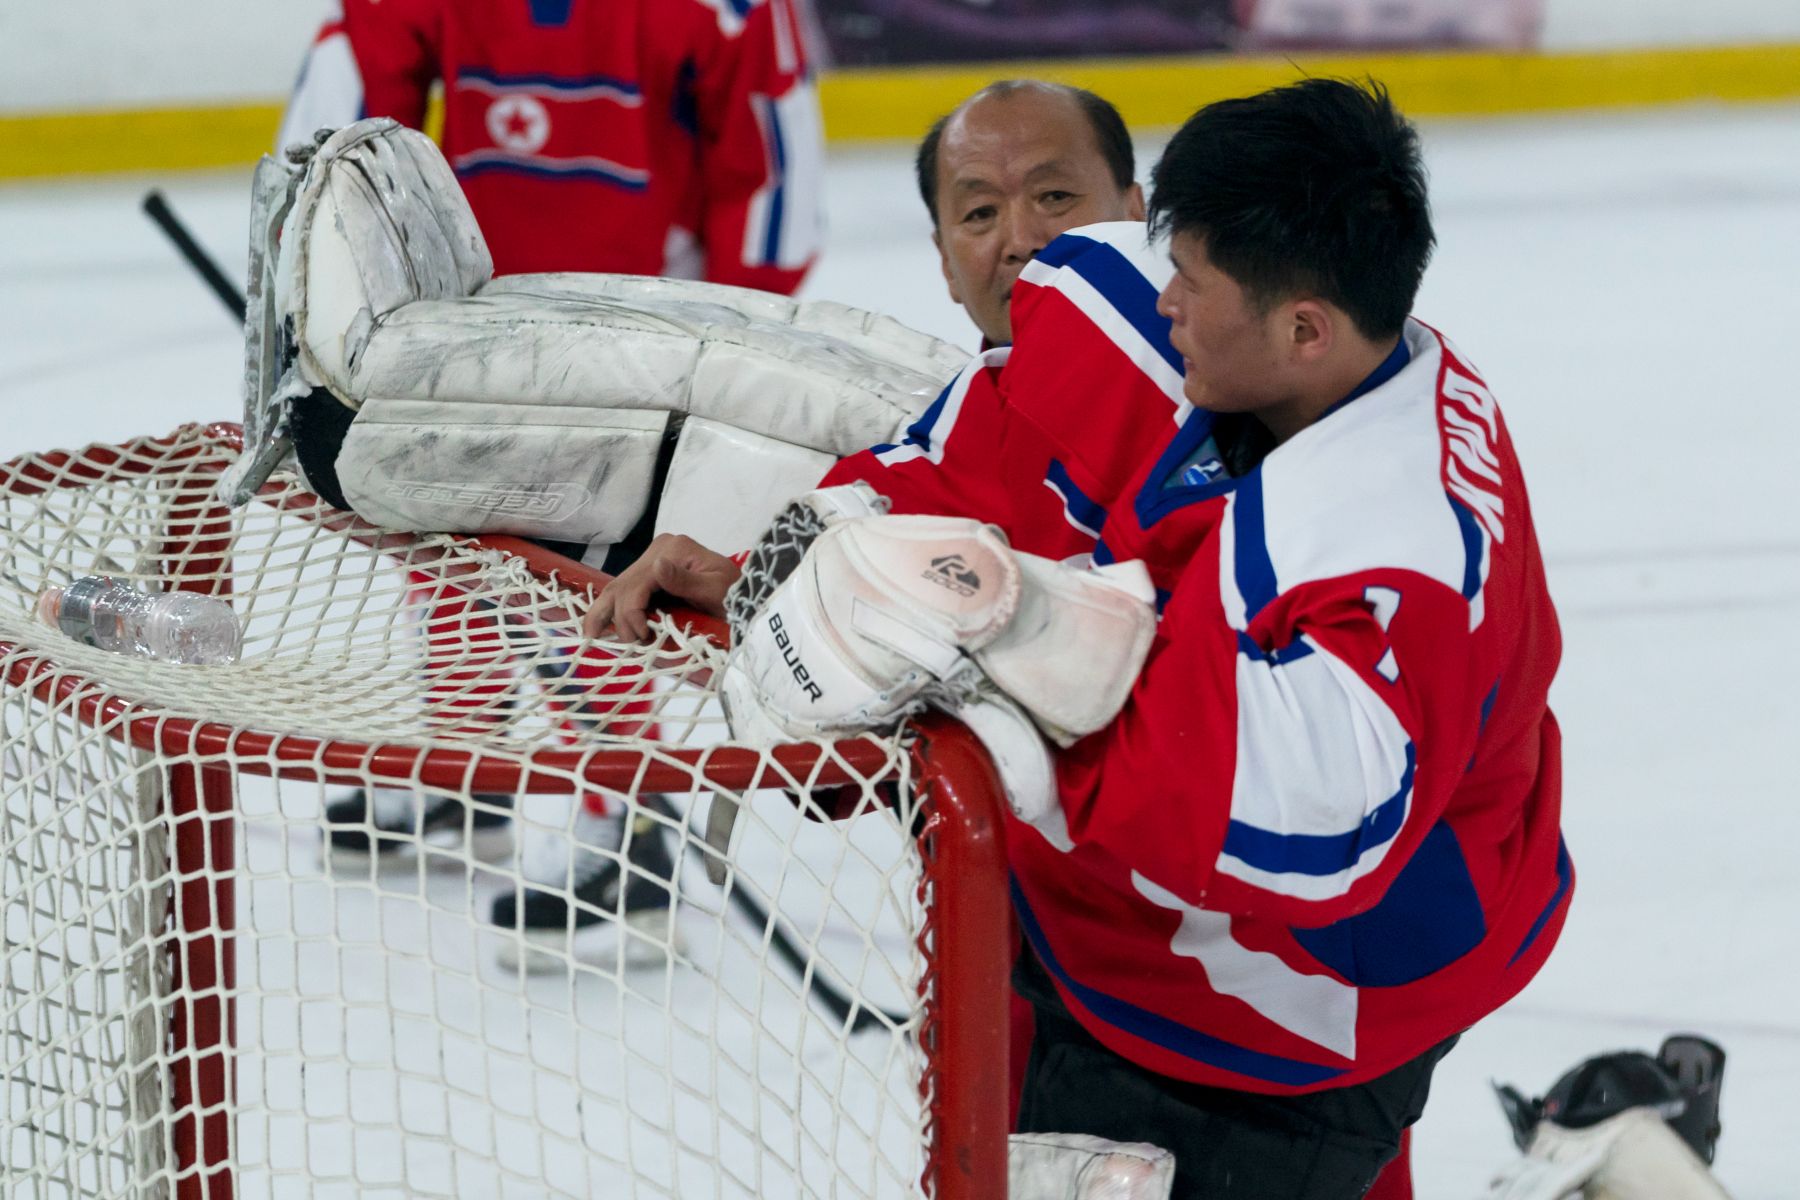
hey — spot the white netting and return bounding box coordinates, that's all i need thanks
[0,426,981,1199]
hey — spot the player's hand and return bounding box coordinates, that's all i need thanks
[583,534,741,643]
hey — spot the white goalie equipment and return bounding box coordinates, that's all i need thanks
[224,118,968,555]
[1009,1133,1175,1200]
[715,485,1158,852]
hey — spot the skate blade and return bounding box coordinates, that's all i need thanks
[493,908,684,976]
[324,824,515,873]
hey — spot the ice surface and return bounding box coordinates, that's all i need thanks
[4,100,1799,1197]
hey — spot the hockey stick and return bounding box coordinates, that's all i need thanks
[142,189,907,1035]
[526,655,909,1036]
[141,190,248,323]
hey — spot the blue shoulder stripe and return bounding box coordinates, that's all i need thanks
[898,378,955,454]
[1232,472,1278,621]
[1037,236,1182,378]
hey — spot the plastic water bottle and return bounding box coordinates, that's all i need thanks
[36,576,243,666]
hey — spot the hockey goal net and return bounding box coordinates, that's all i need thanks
[0,425,1009,1200]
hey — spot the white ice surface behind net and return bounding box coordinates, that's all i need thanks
[3,101,1799,1198]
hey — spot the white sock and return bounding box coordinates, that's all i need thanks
[520,798,625,886]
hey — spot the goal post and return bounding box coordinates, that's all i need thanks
[1,424,1011,1200]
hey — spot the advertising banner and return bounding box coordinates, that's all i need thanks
[813,0,1544,67]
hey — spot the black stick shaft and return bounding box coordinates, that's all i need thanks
[142,189,247,323]
[524,655,902,1034]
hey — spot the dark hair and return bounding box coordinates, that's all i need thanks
[915,81,1135,227]
[1148,78,1434,340]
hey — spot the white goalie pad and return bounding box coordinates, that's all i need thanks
[332,402,668,545]
[275,119,494,401]
[230,116,967,548]
[342,272,956,458]
[653,417,837,554]
[1009,1132,1175,1200]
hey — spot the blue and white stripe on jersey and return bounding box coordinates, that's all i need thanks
[872,346,1010,467]
[1043,459,1106,539]
[1012,881,1350,1087]
[457,69,643,106]
[1018,222,1189,421]
[1216,628,1418,902]
[742,81,824,271]
[452,149,650,189]
[1219,323,1478,631]
[1133,871,1359,1058]
[1206,322,1485,902]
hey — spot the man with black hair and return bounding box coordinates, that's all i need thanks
[591,78,1569,1199]
[983,77,1570,1198]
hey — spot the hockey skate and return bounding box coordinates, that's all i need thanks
[1484,1035,1731,1199]
[490,799,685,974]
[321,787,515,871]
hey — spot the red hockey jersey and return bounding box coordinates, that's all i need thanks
[825,223,1572,1094]
[282,0,822,292]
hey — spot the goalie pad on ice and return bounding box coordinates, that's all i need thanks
[228,118,966,550]
[718,499,1155,827]
[1009,1132,1174,1200]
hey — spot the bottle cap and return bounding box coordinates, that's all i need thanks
[56,576,117,644]
[35,588,64,627]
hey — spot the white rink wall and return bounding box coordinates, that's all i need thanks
[3,0,1800,115]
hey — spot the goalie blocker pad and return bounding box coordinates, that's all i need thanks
[719,503,1156,828]
[252,118,967,551]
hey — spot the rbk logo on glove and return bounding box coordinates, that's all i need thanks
[924,555,982,597]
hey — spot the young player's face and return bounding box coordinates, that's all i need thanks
[932,90,1145,345]
[1157,232,1292,419]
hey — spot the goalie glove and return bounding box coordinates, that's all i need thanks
[719,488,1156,826]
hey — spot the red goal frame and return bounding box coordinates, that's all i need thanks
[0,424,1012,1200]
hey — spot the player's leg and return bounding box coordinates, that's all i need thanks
[1013,950,1448,1199]
[1363,1131,1413,1200]
[322,576,518,867]
[489,641,683,973]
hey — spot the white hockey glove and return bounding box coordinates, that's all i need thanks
[1009,1132,1175,1200]
[718,487,1157,828]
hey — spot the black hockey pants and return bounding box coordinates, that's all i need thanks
[1014,949,1458,1199]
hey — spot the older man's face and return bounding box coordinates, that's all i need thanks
[933,90,1144,345]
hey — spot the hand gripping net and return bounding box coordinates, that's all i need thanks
[0,425,1008,1200]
